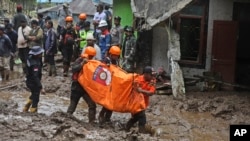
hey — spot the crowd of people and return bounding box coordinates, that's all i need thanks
[0,3,157,135]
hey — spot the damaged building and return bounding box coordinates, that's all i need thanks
[113,0,250,91]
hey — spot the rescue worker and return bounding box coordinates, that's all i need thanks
[42,16,52,67]
[17,19,32,74]
[37,13,44,29]
[76,13,87,31]
[98,46,120,124]
[27,19,43,48]
[5,24,18,71]
[110,16,123,47]
[3,18,10,32]
[122,26,137,73]
[97,20,111,59]
[23,46,44,113]
[73,13,88,60]
[81,33,101,61]
[93,4,106,38]
[125,66,156,135]
[45,20,57,76]
[67,47,97,123]
[0,26,13,81]
[59,16,77,77]
[77,21,94,53]
[12,5,28,32]
[57,2,72,38]
[104,5,112,31]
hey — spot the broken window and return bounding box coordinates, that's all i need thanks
[180,17,201,61]
[175,0,209,66]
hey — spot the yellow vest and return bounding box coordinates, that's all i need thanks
[79,30,94,49]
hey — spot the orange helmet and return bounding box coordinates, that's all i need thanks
[65,16,73,22]
[80,53,88,59]
[84,46,96,56]
[79,13,87,20]
[109,46,121,56]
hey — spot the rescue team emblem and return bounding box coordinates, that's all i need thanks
[92,65,111,86]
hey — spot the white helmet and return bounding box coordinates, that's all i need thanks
[98,20,108,27]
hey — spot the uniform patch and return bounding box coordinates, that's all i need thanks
[92,65,111,86]
[34,68,39,71]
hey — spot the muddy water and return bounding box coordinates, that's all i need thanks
[1,92,229,140]
[1,75,250,141]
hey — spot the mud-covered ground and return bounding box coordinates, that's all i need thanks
[0,63,250,141]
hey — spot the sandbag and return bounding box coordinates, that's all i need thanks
[78,60,146,114]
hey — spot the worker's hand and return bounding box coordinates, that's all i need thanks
[137,87,142,93]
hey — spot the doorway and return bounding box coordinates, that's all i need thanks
[233,3,250,87]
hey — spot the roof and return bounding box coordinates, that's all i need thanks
[69,0,96,15]
[37,5,60,13]
[131,0,192,27]
[38,0,96,15]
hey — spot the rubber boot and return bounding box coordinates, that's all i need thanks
[22,63,27,75]
[67,100,78,114]
[51,65,57,76]
[63,65,69,77]
[139,124,156,136]
[30,107,37,113]
[104,110,112,122]
[125,118,135,132]
[88,108,96,123]
[98,108,106,124]
[48,64,52,76]
[23,99,32,112]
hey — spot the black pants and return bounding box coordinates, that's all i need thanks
[62,46,73,66]
[127,110,146,127]
[9,55,14,71]
[18,47,29,73]
[46,54,55,65]
[57,25,62,39]
[67,81,96,121]
[28,86,40,108]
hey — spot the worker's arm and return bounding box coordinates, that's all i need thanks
[137,87,155,96]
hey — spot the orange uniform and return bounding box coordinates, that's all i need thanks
[135,75,156,107]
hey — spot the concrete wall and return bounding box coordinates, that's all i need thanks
[152,25,169,73]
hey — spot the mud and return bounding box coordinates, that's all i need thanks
[1,67,250,140]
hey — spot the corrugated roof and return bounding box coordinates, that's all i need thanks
[131,0,192,27]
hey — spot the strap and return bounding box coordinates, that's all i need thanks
[21,27,27,40]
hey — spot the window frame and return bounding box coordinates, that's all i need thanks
[177,14,205,65]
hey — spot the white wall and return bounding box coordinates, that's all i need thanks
[152,25,169,74]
